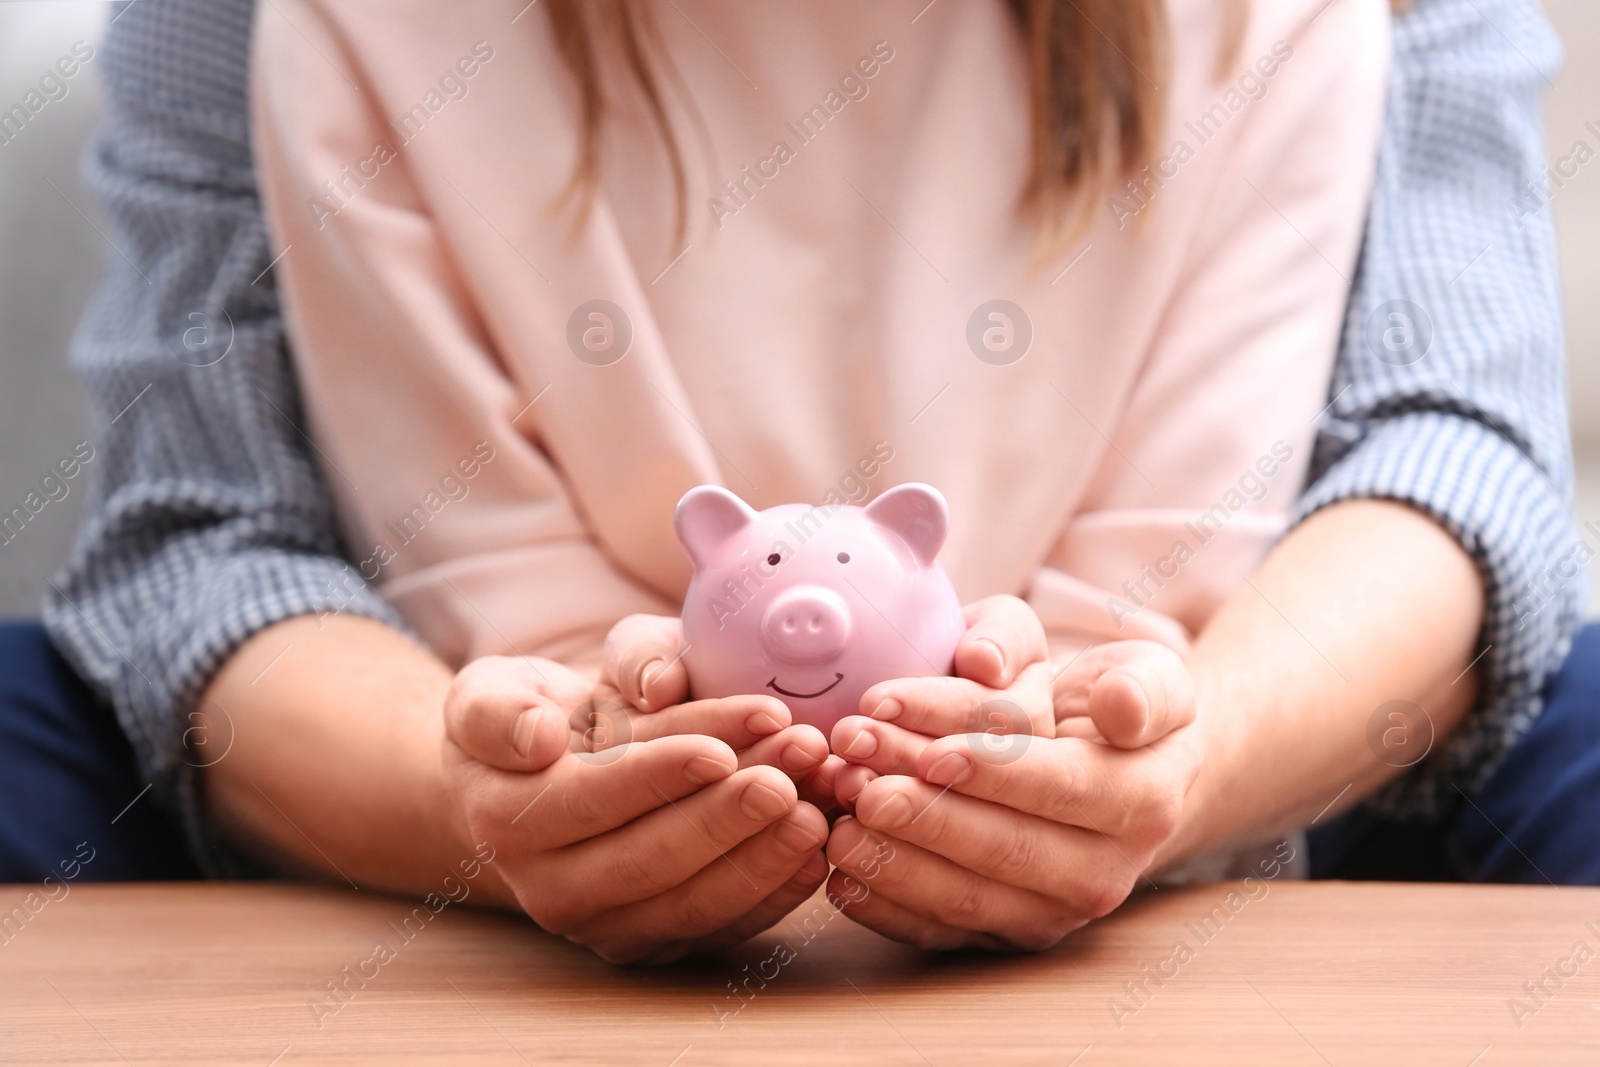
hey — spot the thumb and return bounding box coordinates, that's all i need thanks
[1086,645,1195,748]
[445,657,578,772]
[602,614,690,712]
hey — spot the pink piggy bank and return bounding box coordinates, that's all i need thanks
[674,482,967,732]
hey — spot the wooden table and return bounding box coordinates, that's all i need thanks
[1,881,1597,1065]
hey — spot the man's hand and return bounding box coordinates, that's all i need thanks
[828,634,1202,951]
[442,655,829,964]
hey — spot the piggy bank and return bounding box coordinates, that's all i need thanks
[674,482,967,731]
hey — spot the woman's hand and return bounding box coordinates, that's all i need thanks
[826,636,1202,950]
[830,595,1056,814]
[597,614,844,811]
[441,655,829,964]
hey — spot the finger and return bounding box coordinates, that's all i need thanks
[825,816,1068,947]
[700,848,831,947]
[854,775,1136,908]
[602,614,690,712]
[500,735,740,850]
[831,716,941,776]
[1054,642,1183,720]
[1087,648,1195,748]
[858,675,991,735]
[621,850,832,965]
[796,754,848,813]
[833,762,877,813]
[736,724,829,779]
[860,666,1054,740]
[573,804,828,958]
[1055,717,1106,742]
[572,847,824,966]
[545,765,802,917]
[954,595,1048,689]
[1053,643,1140,718]
[444,656,589,772]
[584,690,792,752]
[914,734,1181,841]
[825,868,1010,952]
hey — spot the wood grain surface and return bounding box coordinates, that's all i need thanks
[1,881,1598,1065]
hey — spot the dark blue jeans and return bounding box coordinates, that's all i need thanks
[0,620,197,881]
[3,617,1599,884]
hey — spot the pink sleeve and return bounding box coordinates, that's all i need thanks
[1029,0,1390,652]
[250,0,677,668]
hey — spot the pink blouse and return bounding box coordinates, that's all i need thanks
[251,0,1388,669]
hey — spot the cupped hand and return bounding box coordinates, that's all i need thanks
[826,636,1202,951]
[830,595,1055,813]
[441,654,830,964]
[597,614,844,811]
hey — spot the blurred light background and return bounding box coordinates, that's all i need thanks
[1,1,1596,618]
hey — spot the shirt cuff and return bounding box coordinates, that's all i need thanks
[1291,409,1584,818]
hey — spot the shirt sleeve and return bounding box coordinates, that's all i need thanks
[1294,0,1583,817]
[40,0,408,875]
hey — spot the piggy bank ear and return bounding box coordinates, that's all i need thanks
[864,482,948,568]
[674,485,757,570]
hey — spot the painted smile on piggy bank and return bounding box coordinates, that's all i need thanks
[768,674,844,699]
[674,482,967,733]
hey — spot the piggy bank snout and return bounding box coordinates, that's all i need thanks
[760,586,851,663]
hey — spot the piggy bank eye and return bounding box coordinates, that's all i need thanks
[766,552,781,566]
[836,552,850,564]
